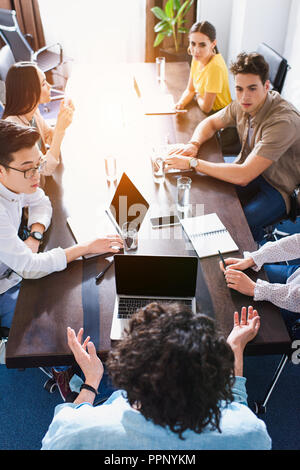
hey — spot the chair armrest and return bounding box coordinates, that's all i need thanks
[33,42,63,64]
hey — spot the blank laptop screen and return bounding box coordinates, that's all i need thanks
[110,173,149,230]
[114,255,198,297]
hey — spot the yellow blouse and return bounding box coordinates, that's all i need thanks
[191,53,232,112]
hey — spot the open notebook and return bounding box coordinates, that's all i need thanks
[181,213,239,258]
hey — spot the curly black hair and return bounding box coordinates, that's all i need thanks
[107,302,235,439]
[230,52,269,84]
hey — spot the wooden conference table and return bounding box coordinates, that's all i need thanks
[6,62,291,368]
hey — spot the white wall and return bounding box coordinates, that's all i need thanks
[38,0,300,109]
[233,0,291,56]
[38,0,146,65]
[196,0,233,62]
[198,0,293,98]
[282,0,300,109]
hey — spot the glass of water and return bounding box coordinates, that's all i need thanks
[121,221,138,252]
[177,176,192,212]
[151,146,166,184]
[104,155,117,182]
[156,57,165,82]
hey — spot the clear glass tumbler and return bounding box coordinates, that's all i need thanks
[177,176,192,212]
[121,221,138,252]
[156,57,165,82]
[151,146,166,184]
[104,155,117,182]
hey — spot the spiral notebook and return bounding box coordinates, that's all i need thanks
[180,213,238,258]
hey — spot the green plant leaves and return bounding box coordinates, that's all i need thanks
[165,0,174,18]
[154,32,167,47]
[151,6,168,22]
[175,0,194,24]
[154,21,173,35]
[151,0,194,50]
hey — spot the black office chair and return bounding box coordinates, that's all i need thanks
[0,8,68,85]
[256,42,290,94]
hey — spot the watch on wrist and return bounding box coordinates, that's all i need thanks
[189,157,198,169]
[29,231,43,242]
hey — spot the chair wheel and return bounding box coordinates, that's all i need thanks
[44,379,57,393]
[253,401,266,415]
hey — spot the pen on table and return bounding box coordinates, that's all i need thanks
[218,250,227,271]
[95,259,114,282]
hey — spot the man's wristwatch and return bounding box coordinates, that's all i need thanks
[189,157,198,170]
[29,231,44,242]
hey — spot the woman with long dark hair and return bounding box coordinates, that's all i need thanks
[3,62,74,175]
[175,21,231,114]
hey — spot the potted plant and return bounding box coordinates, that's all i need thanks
[151,0,194,62]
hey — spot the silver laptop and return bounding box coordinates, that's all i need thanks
[67,172,149,257]
[110,254,198,340]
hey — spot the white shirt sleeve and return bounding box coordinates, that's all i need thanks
[0,216,67,279]
[23,188,52,231]
[248,234,300,270]
[245,234,300,312]
[254,279,300,313]
[0,190,67,279]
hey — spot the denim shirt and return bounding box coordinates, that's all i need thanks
[41,377,271,450]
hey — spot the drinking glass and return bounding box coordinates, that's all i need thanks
[156,57,165,82]
[104,155,117,182]
[121,221,138,252]
[151,146,166,184]
[177,176,192,212]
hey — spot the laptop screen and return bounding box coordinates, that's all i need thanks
[110,173,149,230]
[114,255,198,297]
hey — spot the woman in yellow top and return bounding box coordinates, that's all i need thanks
[175,21,231,114]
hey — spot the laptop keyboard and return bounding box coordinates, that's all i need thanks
[118,298,193,319]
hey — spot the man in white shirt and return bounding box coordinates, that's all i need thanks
[0,120,123,338]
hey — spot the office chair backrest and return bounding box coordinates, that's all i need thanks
[0,9,33,63]
[256,43,290,94]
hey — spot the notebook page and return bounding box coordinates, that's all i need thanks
[181,213,238,258]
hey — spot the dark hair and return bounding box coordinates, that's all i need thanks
[107,302,235,439]
[230,52,269,84]
[189,21,219,54]
[0,120,40,166]
[3,62,41,119]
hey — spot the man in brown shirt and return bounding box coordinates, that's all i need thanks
[166,52,300,242]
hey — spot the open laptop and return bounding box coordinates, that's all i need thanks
[110,254,198,340]
[67,172,149,257]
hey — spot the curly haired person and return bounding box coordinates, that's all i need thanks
[42,302,271,450]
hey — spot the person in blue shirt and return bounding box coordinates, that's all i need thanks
[42,302,271,450]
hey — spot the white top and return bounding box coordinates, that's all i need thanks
[0,182,67,294]
[245,234,300,312]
